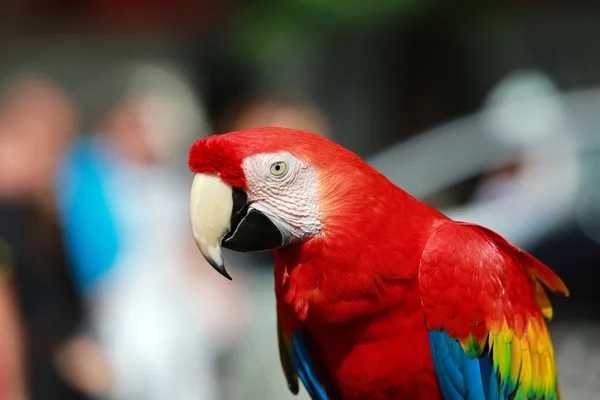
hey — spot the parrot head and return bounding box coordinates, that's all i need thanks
[188,127,395,280]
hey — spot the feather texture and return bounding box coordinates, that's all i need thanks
[420,221,568,400]
[187,127,568,400]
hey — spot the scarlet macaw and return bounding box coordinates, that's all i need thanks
[188,127,568,400]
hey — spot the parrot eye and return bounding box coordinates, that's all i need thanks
[270,161,287,176]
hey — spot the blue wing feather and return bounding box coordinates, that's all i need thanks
[479,350,498,400]
[289,331,329,400]
[430,331,467,400]
[460,346,487,399]
[429,331,498,400]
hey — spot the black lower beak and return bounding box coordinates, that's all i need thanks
[222,188,285,253]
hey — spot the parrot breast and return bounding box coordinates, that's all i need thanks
[273,193,446,399]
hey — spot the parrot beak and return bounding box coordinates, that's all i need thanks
[189,173,234,280]
[189,173,285,280]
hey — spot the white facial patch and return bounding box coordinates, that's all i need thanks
[242,151,322,244]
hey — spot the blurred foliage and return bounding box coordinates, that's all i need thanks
[231,0,439,62]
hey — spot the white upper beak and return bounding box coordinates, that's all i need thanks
[189,173,234,279]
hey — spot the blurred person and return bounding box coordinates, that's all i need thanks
[0,244,27,400]
[0,74,94,400]
[56,62,248,400]
[222,96,331,138]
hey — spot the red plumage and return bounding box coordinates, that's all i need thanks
[272,168,444,399]
[188,127,568,400]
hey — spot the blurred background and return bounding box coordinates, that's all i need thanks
[0,1,599,399]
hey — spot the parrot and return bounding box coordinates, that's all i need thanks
[187,127,569,400]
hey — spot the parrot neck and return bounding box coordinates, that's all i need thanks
[274,183,443,325]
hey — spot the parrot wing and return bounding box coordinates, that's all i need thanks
[419,221,569,400]
[277,319,330,400]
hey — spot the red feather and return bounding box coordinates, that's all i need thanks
[419,221,568,398]
[188,127,568,399]
[188,127,359,190]
[271,160,446,399]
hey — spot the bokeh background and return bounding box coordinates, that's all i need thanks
[0,1,599,399]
